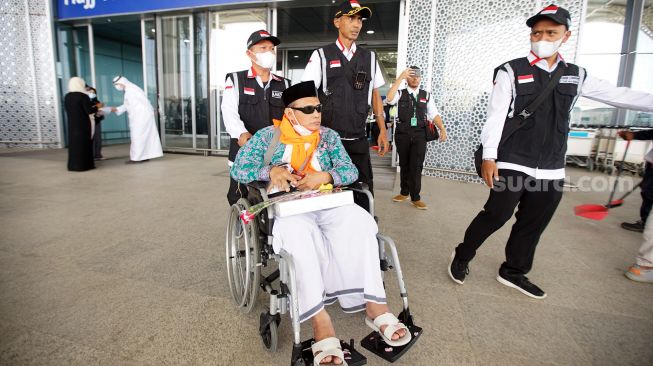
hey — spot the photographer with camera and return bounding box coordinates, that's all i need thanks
[386,66,446,210]
[301,0,387,196]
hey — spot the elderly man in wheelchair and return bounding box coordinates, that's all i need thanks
[227,81,419,365]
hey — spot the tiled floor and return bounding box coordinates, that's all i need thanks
[0,145,651,365]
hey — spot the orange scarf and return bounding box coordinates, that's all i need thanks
[274,115,320,174]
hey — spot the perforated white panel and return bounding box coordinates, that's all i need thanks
[0,0,59,149]
[406,0,584,182]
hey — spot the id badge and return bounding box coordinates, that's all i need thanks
[410,117,417,127]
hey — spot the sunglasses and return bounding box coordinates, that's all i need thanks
[290,104,322,114]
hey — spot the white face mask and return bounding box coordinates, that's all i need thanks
[289,111,314,136]
[254,51,276,69]
[88,93,96,99]
[114,84,124,92]
[531,36,565,58]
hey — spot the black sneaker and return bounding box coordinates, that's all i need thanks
[448,250,469,285]
[621,220,644,233]
[496,273,547,299]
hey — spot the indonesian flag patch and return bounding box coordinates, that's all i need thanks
[259,31,270,37]
[244,87,255,95]
[419,98,427,103]
[518,74,535,84]
[540,5,559,15]
[330,60,341,68]
[350,0,361,8]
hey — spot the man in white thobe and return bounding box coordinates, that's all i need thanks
[111,76,163,163]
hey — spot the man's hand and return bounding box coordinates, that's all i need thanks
[377,132,389,156]
[618,131,634,141]
[439,128,448,142]
[238,132,253,147]
[481,159,499,188]
[96,102,104,108]
[269,166,301,193]
[111,107,118,113]
[296,171,332,191]
[397,68,414,81]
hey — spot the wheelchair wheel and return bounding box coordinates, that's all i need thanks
[259,310,279,352]
[225,198,260,313]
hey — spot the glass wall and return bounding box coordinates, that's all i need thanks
[625,0,653,126]
[93,20,143,145]
[143,20,158,115]
[195,13,210,149]
[574,0,627,127]
[209,9,268,151]
[57,25,92,146]
[159,15,194,149]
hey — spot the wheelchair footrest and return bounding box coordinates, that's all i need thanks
[360,324,422,363]
[292,338,367,366]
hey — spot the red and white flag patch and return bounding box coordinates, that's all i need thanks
[225,85,233,90]
[330,60,341,68]
[259,31,270,37]
[518,74,535,84]
[419,98,427,103]
[350,0,361,8]
[540,5,559,14]
[244,87,255,95]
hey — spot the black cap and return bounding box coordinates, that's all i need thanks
[282,81,318,107]
[246,30,281,49]
[526,4,571,28]
[334,0,372,19]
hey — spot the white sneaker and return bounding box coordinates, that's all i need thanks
[625,264,653,283]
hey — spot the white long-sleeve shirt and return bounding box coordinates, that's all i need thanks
[221,67,285,139]
[482,52,653,180]
[386,86,441,121]
[301,38,385,93]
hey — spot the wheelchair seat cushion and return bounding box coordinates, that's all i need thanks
[311,337,348,366]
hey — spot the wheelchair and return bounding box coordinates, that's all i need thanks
[225,182,421,365]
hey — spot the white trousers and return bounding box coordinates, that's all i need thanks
[272,204,386,323]
[638,213,653,266]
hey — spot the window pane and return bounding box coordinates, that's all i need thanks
[625,53,653,127]
[637,0,653,52]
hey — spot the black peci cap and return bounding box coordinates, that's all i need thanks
[334,0,372,19]
[282,81,318,107]
[526,4,571,28]
[246,30,281,49]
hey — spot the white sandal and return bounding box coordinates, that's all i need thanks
[365,313,412,347]
[311,337,348,366]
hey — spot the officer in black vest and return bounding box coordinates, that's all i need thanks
[387,66,446,210]
[221,30,289,205]
[301,0,389,196]
[448,5,653,299]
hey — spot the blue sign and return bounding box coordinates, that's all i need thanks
[56,0,261,20]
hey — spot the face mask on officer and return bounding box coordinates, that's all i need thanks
[531,35,565,58]
[288,110,313,136]
[252,51,276,70]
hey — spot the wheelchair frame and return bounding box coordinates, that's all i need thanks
[225,183,420,365]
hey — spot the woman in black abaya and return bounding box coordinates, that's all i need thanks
[65,77,99,171]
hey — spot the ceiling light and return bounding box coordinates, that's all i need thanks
[293,55,299,58]
[366,30,375,34]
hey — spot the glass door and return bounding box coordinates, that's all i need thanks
[209,9,268,151]
[158,15,195,149]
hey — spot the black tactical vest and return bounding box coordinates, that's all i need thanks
[227,70,289,135]
[397,89,429,128]
[316,43,374,139]
[495,57,584,170]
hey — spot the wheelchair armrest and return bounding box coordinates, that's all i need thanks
[247,181,270,201]
[345,181,374,217]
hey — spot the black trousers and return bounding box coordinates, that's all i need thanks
[92,123,102,159]
[341,138,374,194]
[227,138,248,206]
[455,170,564,277]
[640,162,653,222]
[395,125,427,201]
